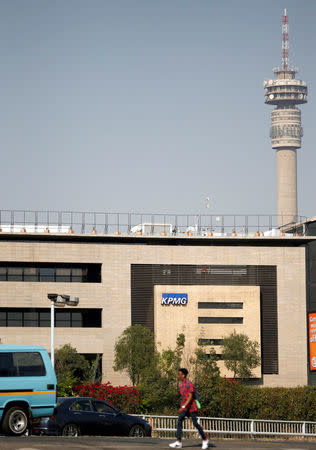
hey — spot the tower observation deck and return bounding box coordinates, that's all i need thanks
[264,9,308,227]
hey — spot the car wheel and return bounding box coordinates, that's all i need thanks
[129,424,145,437]
[2,406,28,436]
[62,423,80,437]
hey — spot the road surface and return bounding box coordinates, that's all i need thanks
[0,436,315,450]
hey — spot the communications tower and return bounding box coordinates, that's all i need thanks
[264,9,307,226]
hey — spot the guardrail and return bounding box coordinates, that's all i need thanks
[136,415,316,439]
[0,210,308,236]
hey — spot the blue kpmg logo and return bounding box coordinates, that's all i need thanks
[161,293,188,306]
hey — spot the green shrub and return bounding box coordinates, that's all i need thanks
[55,344,93,396]
[142,377,316,421]
[196,381,316,421]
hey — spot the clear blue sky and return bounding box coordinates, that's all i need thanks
[0,0,315,216]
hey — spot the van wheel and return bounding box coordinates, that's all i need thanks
[2,406,28,436]
[62,423,80,437]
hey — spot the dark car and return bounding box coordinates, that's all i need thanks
[33,397,151,437]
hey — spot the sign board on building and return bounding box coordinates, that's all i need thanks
[161,293,188,306]
[308,312,316,371]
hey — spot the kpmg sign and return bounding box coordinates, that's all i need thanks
[161,293,188,306]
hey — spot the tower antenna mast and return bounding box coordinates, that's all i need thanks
[264,9,308,227]
[282,8,289,71]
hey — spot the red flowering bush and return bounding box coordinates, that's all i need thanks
[73,382,143,414]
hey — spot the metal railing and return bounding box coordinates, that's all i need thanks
[136,415,316,439]
[0,210,308,237]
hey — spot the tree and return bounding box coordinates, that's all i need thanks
[113,324,156,385]
[138,333,186,413]
[189,340,221,416]
[191,341,220,386]
[221,331,261,379]
[55,344,92,395]
[159,333,185,379]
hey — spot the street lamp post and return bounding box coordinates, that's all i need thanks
[47,294,79,368]
[50,300,55,367]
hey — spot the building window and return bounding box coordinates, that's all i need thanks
[0,267,6,281]
[195,266,247,276]
[7,267,23,282]
[198,338,223,346]
[0,308,102,328]
[0,312,6,327]
[198,317,243,324]
[55,311,71,328]
[39,311,50,327]
[0,263,101,283]
[204,353,224,360]
[24,267,37,282]
[24,312,38,327]
[72,268,86,283]
[72,312,83,327]
[84,353,102,382]
[198,302,243,309]
[7,311,23,327]
[39,268,55,282]
[55,268,71,282]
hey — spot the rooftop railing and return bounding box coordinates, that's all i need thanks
[0,210,308,237]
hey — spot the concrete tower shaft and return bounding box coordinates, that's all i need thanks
[276,148,297,226]
[264,9,308,227]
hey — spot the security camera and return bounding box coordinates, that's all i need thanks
[47,294,58,301]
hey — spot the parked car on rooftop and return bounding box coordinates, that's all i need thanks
[32,397,151,437]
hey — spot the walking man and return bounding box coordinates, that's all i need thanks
[169,368,208,449]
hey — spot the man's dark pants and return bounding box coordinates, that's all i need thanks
[177,410,206,441]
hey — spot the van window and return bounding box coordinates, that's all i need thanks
[0,352,46,377]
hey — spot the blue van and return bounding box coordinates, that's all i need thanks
[0,345,57,435]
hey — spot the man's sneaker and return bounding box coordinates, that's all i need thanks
[169,441,182,448]
[201,439,209,449]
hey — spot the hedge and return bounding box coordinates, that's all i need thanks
[197,379,316,421]
[73,380,316,421]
